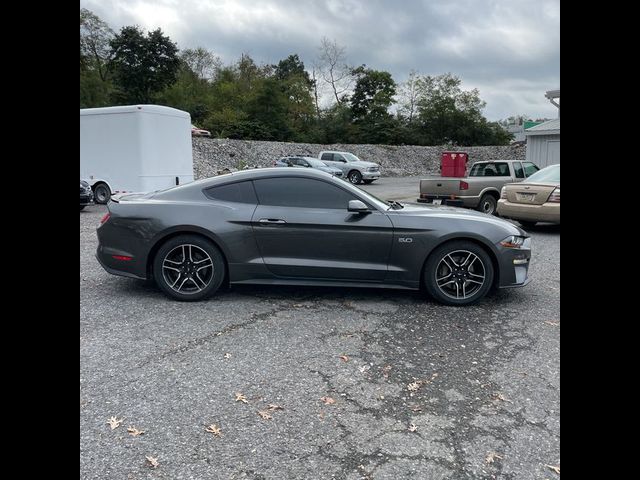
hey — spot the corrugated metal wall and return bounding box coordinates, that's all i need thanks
[526,134,560,168]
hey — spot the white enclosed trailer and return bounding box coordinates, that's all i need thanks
[80,105,194,203]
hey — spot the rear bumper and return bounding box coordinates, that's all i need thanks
[417,194,474,207]
[95,249,147,280]
[497,200,560,223]
[80,193,94,206]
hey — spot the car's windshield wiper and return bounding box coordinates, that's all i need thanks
[387,200,404,210]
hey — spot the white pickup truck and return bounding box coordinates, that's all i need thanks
[418,160,539,215]
[318,151,381,185]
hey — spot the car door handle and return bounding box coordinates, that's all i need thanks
[258,218,286,225]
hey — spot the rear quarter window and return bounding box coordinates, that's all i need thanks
[204,181,257,204]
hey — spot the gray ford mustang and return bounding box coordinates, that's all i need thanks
[96,168,531,306]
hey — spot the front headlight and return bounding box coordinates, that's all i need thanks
[499,235,527,248]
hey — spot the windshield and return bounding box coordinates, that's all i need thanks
[524,164,560,183]
[342,153,361,162]
[305,158,328,167]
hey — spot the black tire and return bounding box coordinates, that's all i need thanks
[476,194,497,215]
[423,240,494,306]
[153,234,226,301]
[93,183,111,204]
[80,206,86,211]
[348,170,363,184]
[518,221,536,230]
[362,179,374,184]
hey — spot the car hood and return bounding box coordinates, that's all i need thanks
[392,203,525,235]
[350,161,378,168]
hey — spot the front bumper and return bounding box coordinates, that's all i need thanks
[496,238,532,288]
[417,194,476,207]
[497,200,560,224]
[362,171,381,180]
[80,192,94,206]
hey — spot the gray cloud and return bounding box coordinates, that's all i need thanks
[81,0,559,120]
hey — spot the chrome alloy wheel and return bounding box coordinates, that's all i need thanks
[435,250,486,300]
[162,244,214,294]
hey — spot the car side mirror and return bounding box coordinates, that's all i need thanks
[348,200,370,213]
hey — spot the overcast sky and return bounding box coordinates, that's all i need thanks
[80,0,559,121]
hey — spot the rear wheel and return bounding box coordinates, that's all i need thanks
[348,170,362,184]
[424,241,494,306]
[153,235,226,301]
[93,183,111,204]
[477,194,497,215]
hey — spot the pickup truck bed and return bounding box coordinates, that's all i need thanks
[417,160,539,214]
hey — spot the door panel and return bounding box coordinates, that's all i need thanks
[251,206,394,280]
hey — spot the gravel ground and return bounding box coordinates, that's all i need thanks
[80,194,560,480]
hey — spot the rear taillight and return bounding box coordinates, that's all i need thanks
[112,255,132,261]
[459,181,469,191]
[100,212,111,225]
[548,187,560,203]
[500,186,507,199]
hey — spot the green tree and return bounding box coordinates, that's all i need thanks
[349,66,397,143]
[80,8,115,107]
[109,26,180,104]
[410,73,510,145]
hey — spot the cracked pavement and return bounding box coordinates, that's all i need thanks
[80,202,559,479]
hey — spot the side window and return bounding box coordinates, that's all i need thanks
[320,153,333,161]
[494,163,510,176]
[334,154,346,163]
[204,181,257,204]
[513,162,525,179]
[523,162,539,176]
[254,177,359,209]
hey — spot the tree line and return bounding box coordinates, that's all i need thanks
[80,8,513,146]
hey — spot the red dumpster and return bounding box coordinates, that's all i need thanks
[441,151,468,177]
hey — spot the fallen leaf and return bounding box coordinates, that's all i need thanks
[544,321,560,326]
[318,410,325,419]
[339,355,349,362]
[485,452,503,464]
[382,365,392,378]
[145,456,159,468]
[409,404,423,412]
[257,410,272,420]
[223,353,232,359]
[205,424,222,436]
[293,303,304,308]
[321,396,336,405]
[107,416,123,430]
[359,365,369,373]
[545,464,560,474]
[267,404,284,411]
[235,392,248,404]
[407,381,424,392]
[127,426,144,436]
[408,423,418,432]
[492,393,512,403]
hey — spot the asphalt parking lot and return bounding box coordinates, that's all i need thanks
[80,185,560,480]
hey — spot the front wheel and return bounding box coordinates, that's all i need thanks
[153,235,226,301]
[423,241,494,306]
[477,194,497,215]
[348,170,363,184]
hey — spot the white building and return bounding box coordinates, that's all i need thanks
[524,89,560,168]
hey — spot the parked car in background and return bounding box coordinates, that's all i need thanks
[318,151,381,185]
[191,124,211,137]
[497,164,560,228]
[418,160,539,215]
[274,156,343,177]
[80,180,94,210]
[96,168,532,307]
